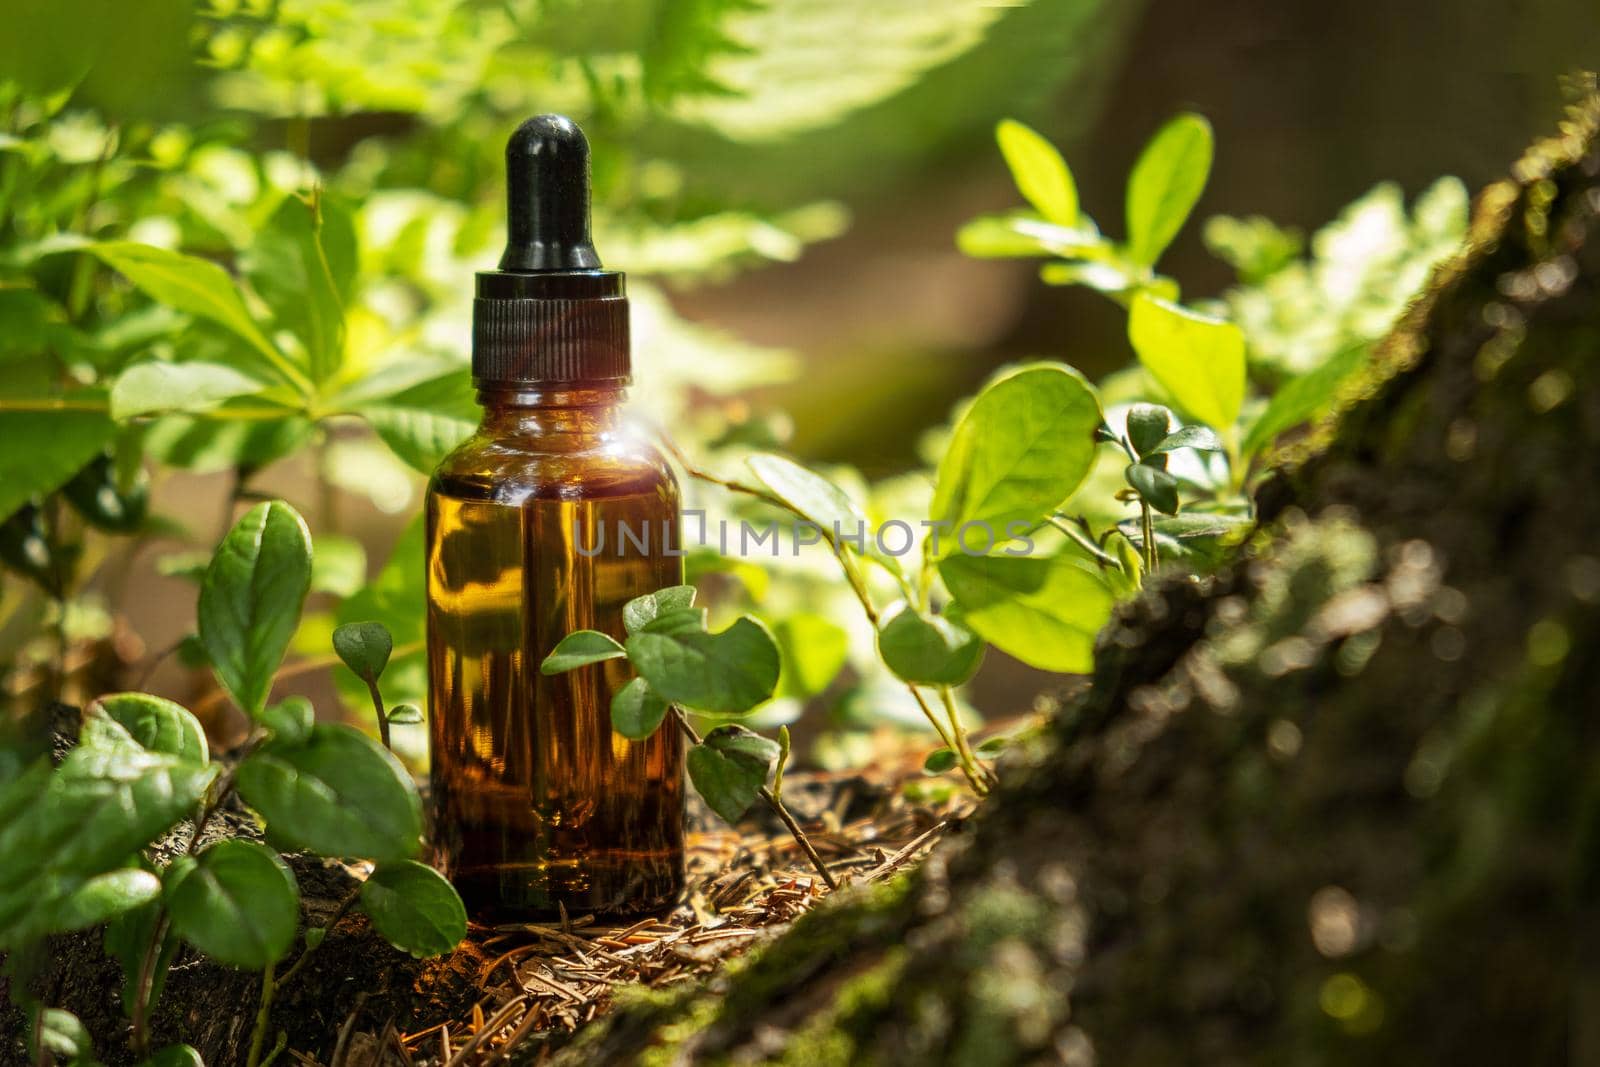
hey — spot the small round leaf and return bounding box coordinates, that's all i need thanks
[165,839,299,969]
[687,725,780,824]
[87,692,208,765]
[611,677,670,740]
[359,860,467,959]
[1125,403,1173,457]
[622,585,697,634]
[333,620,393,682]
[626,616,780,715]
[388,702,424,725]
[877,606,985,686]
[1125,463,1181,516]
[540,630,627,675]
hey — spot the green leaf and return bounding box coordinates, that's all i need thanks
[1124,403,1172,457]
[772,612,849,699]
[0,409,117,526]
[957,211,1103,259]
[687,725,779,824]
[928,364,1101,554]
[235,723,423,862]
[1124,113,1213,266]
[34,1007,93,1065]
[1151,424,1224,454]
[1241,341,1368,459]
[333,620,394,682]
[260,695,314,744]
[540,630,627,674]
[622,585,698,634]
[1128,293,1246,430]
[940,550,1114,674]
[1125,462,1180,515]
[198,501,314,717]
[996,118,1078,226]
[334,516,425,714]
[1116,511,1250,568]
[138,1045,205,1067]
[245,193,357,384]
[746,452,867,538]
[388,703,424,725]
[626,616,780,715]
[45,868,162,932]
[641,608,709,635]
[86,693,208,765]
[611,677,670,740]
[358,860,466,959]
[361,371,478,474]
[105,896,177,1018]
[923,747,957,774]
[109,361,267,420]
[877,606,985,686]
[0,738,215,944]
[165,840,300,969]
[90,242,307,393]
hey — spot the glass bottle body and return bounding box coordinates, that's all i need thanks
[425,386,684,920]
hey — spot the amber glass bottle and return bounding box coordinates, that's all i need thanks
[426,115,684,920]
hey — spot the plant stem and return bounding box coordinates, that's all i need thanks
[364,677,392,750]
[129,912,171,1056]
[1140,501,1157,574]
[937,685,994,790]
[671,711,837,890]
[245,965,276,1067]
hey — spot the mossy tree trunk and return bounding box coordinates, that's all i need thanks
[549,85,1600,1067]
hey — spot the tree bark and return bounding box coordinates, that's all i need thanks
[547,84,1600,1066]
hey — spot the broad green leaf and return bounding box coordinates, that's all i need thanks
[746,452,867,539]
[687,725,779,823]
[86,693,208,765]
[1241,342,1368,459]
[923,747,958,773]
[611,677,670,740]
[1128,294,1246,430]
[622,585,698,634]
[109,361,266,419]
[358,860,466,959]
[540,630,627,674]
[245,193,357,384]
[877,606,985,686]
[1126,463,1180,515]
[235,723,423,862]
[928,365,1101,555]
[958,212,1103,259]
[310,533,367,596]
[388,703,424,725]
[45,868,162,932]
[1124,113,1213,266]
[641,608,709,635]
[996,119,1078,226]
[261,696,314,745]
[772,612,849,699]
[333,620,393,682]
[626,616,780,715]
[33,1007,93,1065]
[1151,424,1225,454]
[0,736,215,944]
[165,840,299,969]
[360,371,478,474]
[0,409,116,526]
[940,550,1114,674]
[198,500,314,717]
[90,242,307,393]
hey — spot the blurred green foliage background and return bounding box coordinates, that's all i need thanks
[1,0,1595,760]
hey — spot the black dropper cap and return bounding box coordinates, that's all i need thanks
[472,115,629,386]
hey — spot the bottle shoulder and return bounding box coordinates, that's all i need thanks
[430,425,678,504]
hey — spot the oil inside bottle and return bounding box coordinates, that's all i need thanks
[426,479,684,919]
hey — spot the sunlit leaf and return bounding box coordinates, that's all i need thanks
[1124,113,1213,266]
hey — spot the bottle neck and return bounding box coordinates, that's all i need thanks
[476,383,629,437]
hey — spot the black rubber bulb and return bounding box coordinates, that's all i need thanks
[498,114,602,272]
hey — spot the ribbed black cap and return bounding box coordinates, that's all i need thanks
[472,115,630,386]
